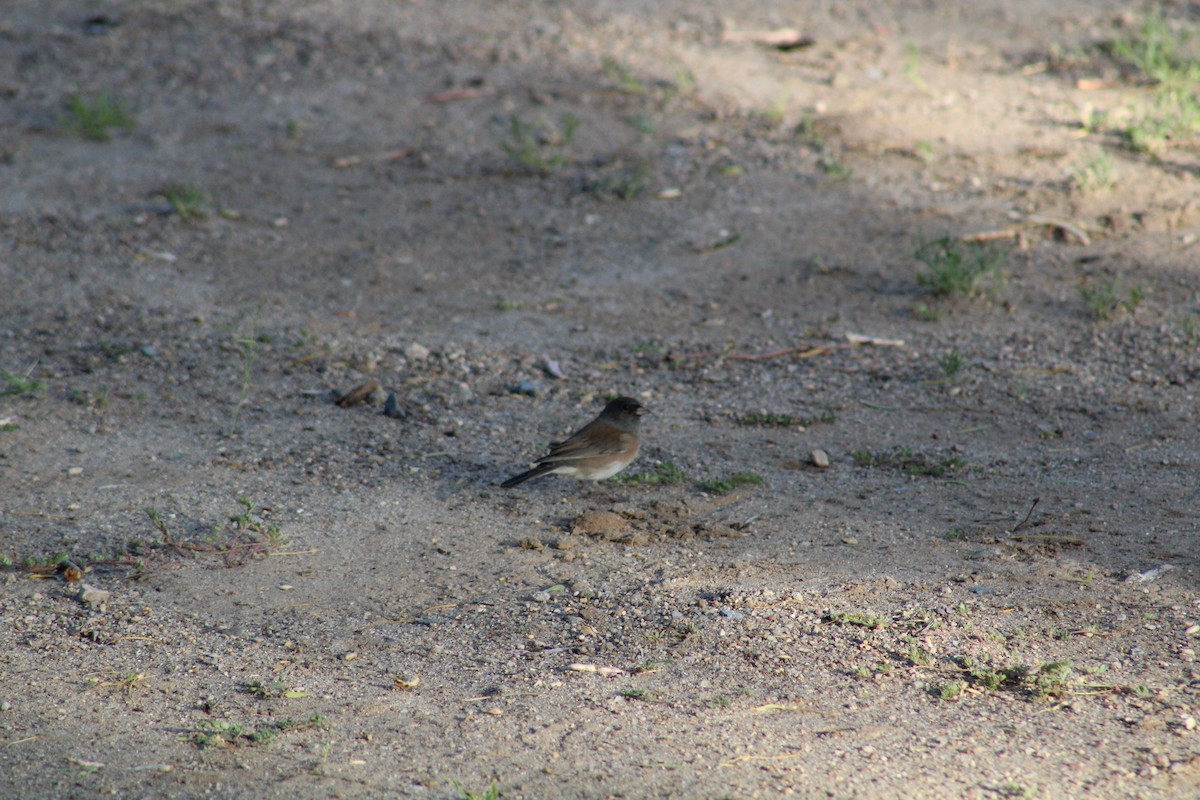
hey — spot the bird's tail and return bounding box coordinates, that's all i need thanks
[500,463,556,488]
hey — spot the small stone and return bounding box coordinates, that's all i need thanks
[811,449,830,468]
[542,359,566,379]
[77,584,111,608]
[67,466,83,476]
[531,591,551,603]
[509,380,541,397]
[404,343,430,361]
[382,392,406,419]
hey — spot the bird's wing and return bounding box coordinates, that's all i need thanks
[539,427,635,462]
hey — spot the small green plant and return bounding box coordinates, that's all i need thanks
[903,42,934,95]
[1109,11,1200,89]
[588,162,650,200]
[912,301,941,322]
[188,714,325,749]
[850,447,965,478]
[160,184,209,222]
[1122,91,1200,155]
[914,236,1007,297]
[501,114,577,176]
[823,611,885,629]
[699,471,764,495]
[816,145,853,180]
[452,780,502,800]
[938,680,967,701]
[59,93,136,141]
[1072,148,1118,192]
[229,496,281,541]
[601,56,648,95]
[1106,12,1200,155]
[1034,659,1074,699]
[190,719,246,749]
[611,462,687,486]
[227,325,260,436]
[1181,313,1200,348]
[1,367,45,396]
[906,644,934,667]
[1080,279,1145,321]
[736,410,835,428]
[937,348,965,380]
[144,506,172,545]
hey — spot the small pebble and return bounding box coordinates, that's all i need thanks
[67,466,83,476]
[531,591,551,603]
[542,359,566,379]
[382,393,406,419]
[404,343,430,361]
[77,584,111,608]
[509,380,541,397]
[811,449,830,469]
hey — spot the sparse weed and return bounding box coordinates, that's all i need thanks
[1,367,45,396]
[912,301,941,322]
[735,410,835,428]
[937,348,966,380]
[588,162,650,200]
[816,145,853,180]
[611,461,687,486]
[906,644,934,667]
[601,57,648,95]
[227,324,260,436]
[144,506,172,545]
[59,93,136,141]
[452,780,502,800]
[1107,12,1200,155]
[850,447,965,478]
[903,42,933,95]
[501,114,578,176]
[1080,279,1145,321]
[188,714,325,749]
[914,236,1007,297]
[1072,148,1118,192]
[938,680,967,701]
[1109,11,1200,89]
[159,184,209,222]
[229,496,282,542]
[699,471,764,495]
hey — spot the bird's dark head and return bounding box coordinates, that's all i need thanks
[605,396,648,418]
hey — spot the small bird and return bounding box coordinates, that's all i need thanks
[501,396,647,488]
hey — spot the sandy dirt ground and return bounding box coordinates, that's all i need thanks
[2,1,1199,798]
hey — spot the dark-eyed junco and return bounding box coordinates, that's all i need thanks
[501,396,647,488]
